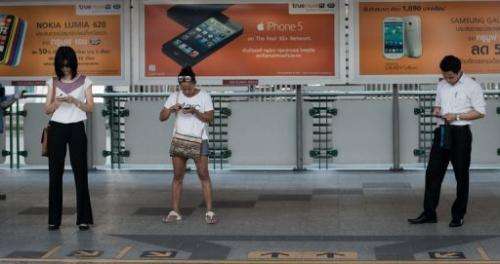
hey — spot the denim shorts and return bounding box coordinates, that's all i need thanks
[201,140,209,156]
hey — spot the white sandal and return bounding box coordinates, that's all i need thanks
[205,211,218,224]
[162,210,182,223]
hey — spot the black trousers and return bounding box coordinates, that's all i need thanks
[423,125,472,219]
[48,121,93,226]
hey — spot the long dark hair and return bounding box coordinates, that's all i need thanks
[54,46,78,80]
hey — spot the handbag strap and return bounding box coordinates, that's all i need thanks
[51,77,56,104]
[173,90,180,133]
[46,77,57,123]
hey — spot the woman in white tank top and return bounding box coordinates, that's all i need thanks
[43,46,94,231]
[159,66,218,224]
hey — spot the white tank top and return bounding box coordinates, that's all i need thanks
[47,75,92,124]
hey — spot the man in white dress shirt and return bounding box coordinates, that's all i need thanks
[408,55,486,227]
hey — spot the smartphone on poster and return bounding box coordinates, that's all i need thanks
[162,14,243,67]
[167,4,231,29]
[383,17,405,60]
[404,16,422,58]
[0,14,16,63]
[8,18,27,66]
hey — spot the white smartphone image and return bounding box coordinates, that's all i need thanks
[383,17,405,60]
[404,16,422,58]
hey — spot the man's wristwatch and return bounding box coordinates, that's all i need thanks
[456,114,461,121]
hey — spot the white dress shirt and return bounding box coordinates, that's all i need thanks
[435,74,486,126]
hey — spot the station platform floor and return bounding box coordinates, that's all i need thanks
[1,169,500,263]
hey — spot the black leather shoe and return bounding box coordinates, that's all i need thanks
[48,225,59,231]
[449,218,463,228]
[78,224,90,231]
[408,212,437,224]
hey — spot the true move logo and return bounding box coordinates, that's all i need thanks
[291,3,333,9]
[76,3,121,15]
[289,1,335,14]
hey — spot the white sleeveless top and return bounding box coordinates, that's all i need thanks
[46,75,92,124]
[163,90,214,140]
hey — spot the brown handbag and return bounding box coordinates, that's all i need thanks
[41,126,49,157]
[169,91,204,160]
[169,132,203,160]
[41,79,56,157]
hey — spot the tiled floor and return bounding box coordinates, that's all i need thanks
[1,169,500,263]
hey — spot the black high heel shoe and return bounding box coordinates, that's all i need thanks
[48,225,59,231]
[78,224,90,231]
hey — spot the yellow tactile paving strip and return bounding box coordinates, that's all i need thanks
[2,259,500,263]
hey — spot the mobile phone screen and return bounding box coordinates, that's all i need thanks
[384,21,404,54]
[0,14,14,60]
[172,17,238,59]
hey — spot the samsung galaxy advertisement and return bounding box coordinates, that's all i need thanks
[140,1,341,85]
[353,0,500,83]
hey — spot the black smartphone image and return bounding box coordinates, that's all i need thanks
[167,4,231,29]
[0,14,15,62]
[162,15,243,67]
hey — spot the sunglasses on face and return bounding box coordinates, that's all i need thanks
[178,76,193,83]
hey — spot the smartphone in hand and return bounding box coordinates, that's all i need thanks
[182,106,196,114]
[56,94,68,102]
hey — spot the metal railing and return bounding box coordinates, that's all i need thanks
[3,87,499,170]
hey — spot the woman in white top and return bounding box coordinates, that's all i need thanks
[159,66,217,224]
[44,46,94,231]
